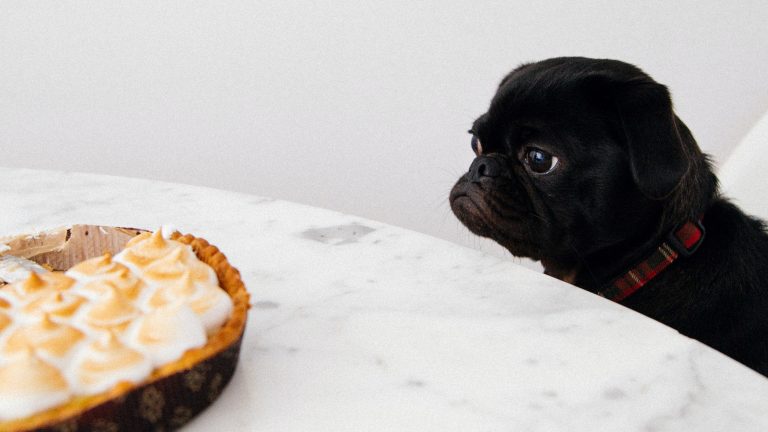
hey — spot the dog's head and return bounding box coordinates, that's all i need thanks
[450,57,716,281]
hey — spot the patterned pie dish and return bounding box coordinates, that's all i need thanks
[0,225,249,432]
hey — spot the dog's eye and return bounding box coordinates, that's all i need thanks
[470,136,483,155]
[524,147,559,174]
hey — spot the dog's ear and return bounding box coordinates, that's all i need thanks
[589,72,691,199]
[616,80,690,199]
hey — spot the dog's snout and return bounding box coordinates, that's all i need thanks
[468,156,502,181]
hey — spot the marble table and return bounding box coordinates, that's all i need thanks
[1,167,767,431]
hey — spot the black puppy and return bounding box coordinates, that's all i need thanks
[450,57,768,376]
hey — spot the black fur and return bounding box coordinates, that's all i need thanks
[450,57,768,376]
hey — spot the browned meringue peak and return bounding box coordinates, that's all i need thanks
[0,350,69,391]
[146,270,231,335]
[67,254,145,301]
[30,272,75,292]
[71,330,151,394]
[4,314,85,358]
[188,287,229,313]
[0,311,10,333]
[123,230,157,248]
[67,253,122,278]
[67,253,110,276]
[79,271,145,301]
[129,302,207,366]
[117,230,182,269]
[15,271,47,295]
[0,290,15,312]
[23,290,87,319]
[5,272,75,301]
[189,287,233,334]
[82,286,140,329]
[0,348,70,419]
[142,246,217,284]
[147,270,198,308]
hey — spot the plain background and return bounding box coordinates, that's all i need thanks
[2,1,767,262]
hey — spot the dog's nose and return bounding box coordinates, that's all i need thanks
[467,156,502,181]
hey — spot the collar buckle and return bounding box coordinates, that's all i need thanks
[666,220,706,258]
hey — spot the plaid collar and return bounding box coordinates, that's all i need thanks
[597,219,706,302]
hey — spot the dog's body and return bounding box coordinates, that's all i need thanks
[450,57,768,376]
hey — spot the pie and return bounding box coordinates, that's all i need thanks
[0,226,249,431]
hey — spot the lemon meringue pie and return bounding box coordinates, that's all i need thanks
[0,226,249,431]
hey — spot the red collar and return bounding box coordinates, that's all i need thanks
[597,219,706,302]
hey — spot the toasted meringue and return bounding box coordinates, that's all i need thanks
[114,230,181,270]
[81,286,139,329]
[26,291,87,319]
[0,350,71,420]
[0,311,10,333]
[68,331,152,395]
[67,255,144,300]
[147,271,196,308]
[141,247,217,284]
[4,314,85,358]
[149,272,232,335]
[78,275,144,303]
[16,272,47,295]
[66,254,118,278]
[3,273,75,306]
[126,303,206,366]
[188,287,233,335]
[20,272,74,294]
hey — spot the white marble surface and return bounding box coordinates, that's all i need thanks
[1,167,767,431]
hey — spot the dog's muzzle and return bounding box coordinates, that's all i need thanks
[466,156,503,182]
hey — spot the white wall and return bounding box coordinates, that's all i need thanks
[2,1,767,260]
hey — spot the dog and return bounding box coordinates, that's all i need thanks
[450,57,768,377]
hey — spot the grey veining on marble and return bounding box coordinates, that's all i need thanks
[1,167,767,431]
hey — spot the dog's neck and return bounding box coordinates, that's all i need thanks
[540,218,665,292]
[599,220,705,301]
[541,259,580,285]
[544,215,707,300]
